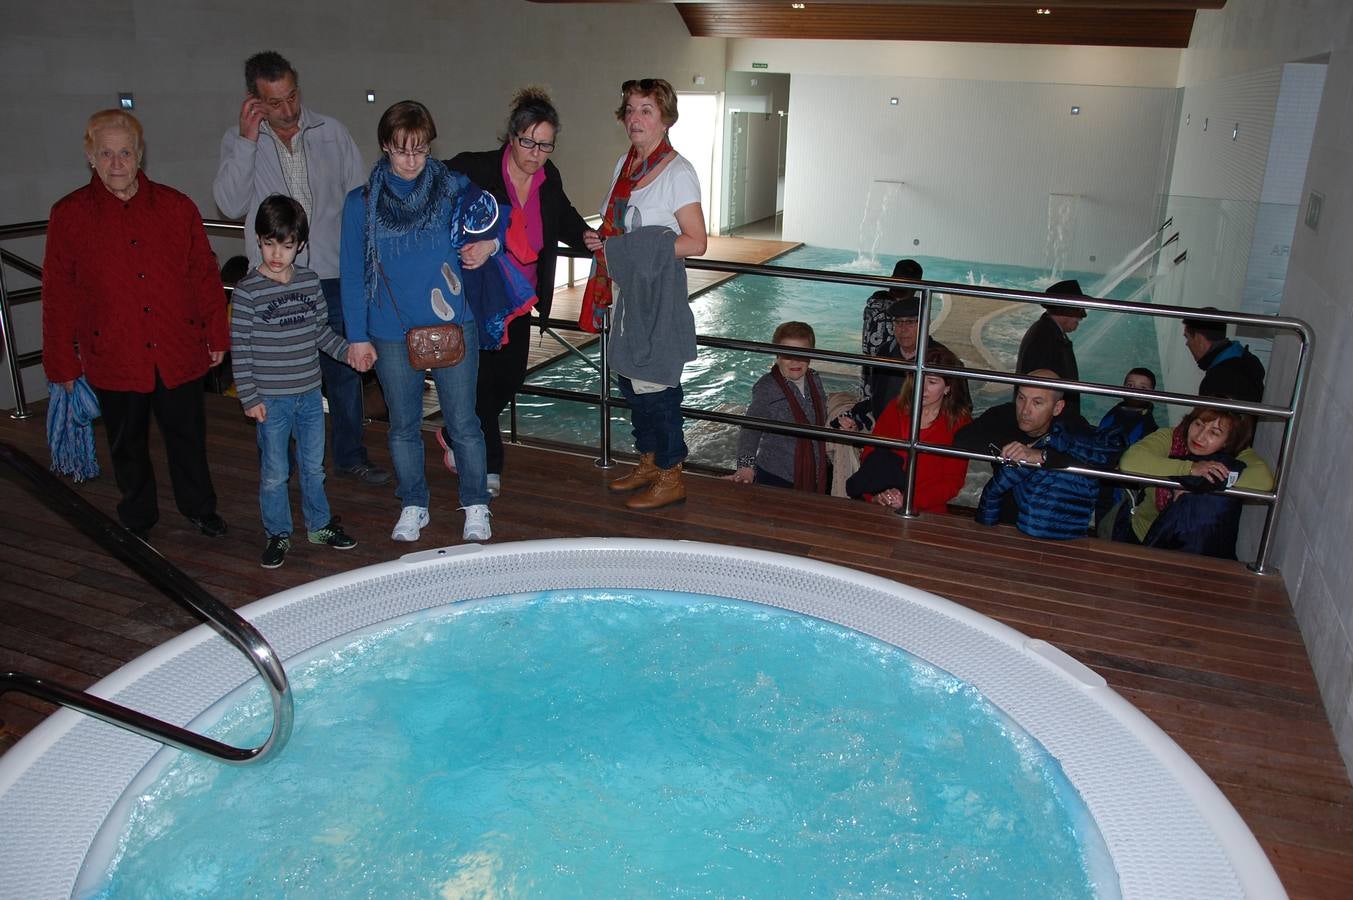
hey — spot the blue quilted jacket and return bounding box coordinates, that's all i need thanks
[976,421,1123,540]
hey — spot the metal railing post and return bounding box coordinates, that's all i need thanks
[0,261,33,420]
[1250,332,1314,574]
[594,307,614,469]
[901,286,931,518]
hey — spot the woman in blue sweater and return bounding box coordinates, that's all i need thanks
[341,101,502,543]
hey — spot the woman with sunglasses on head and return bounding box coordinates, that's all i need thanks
[435,87,597,498]
[583,77,708,511]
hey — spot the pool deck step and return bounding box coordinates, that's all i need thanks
[1,400,1350,899]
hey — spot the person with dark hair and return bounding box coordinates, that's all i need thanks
[1117,405,1273,558]
[341,100,508,544]
[729,321,830,492]
[43,110,229,540]
[1182,310,1266,402]
[582,78,707,511]
[1017,279,1088,416]
[434,87,597,498]
[231,195,364,567]
[861,258,923,398]
[214,51,389,486]
[1093,366,1160,530]
[839,291,955,431]
[847,344,973,514]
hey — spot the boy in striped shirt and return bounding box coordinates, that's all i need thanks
[232,195,366,567]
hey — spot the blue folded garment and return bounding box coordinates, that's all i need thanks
[47,377,101,482]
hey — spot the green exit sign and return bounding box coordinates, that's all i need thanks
[752,62,768,69]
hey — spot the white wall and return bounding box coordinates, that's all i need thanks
[0,0,727,408]
[1180,0,1353,777]
[782,73,1179,269]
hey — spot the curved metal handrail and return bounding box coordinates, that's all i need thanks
[0,442,293,764]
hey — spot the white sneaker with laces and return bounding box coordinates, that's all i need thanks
[462,504,492,542]
[391,506,430,542]
[487,474,501,497]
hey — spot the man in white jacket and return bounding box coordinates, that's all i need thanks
[214,50,389,486]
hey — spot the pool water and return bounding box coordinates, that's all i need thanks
[516,246,1157,466]
[86,590,1117,898]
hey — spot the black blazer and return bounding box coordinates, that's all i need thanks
[446,148,591,324]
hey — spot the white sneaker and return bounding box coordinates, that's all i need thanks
[486,474,501,497]
[462,504,492,542]
[391,506,429,542]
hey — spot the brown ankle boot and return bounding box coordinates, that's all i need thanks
[609,453,659,493]
[626,463,686,510]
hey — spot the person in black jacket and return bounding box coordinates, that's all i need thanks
[1016,278,1087,417]
[1182,311,1266,402]
[439,87,597,496]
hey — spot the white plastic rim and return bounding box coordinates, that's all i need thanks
[0,538,1286,899]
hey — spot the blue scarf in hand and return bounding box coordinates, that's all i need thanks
[46,377,101,482]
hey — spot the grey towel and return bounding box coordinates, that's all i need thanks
[605,226,696,386]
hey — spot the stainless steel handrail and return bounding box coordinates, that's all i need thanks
[0,442,293,764]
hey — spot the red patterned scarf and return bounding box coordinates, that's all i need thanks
[1155,420,1191,512]
[771,367,828,493]
[578,135,675,332]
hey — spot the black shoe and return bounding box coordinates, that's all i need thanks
[187,513,228,537]
[260,534,290,569]
[308,519,357,549]
[336,462,392,486]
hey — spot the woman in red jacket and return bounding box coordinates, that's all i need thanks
[42,110,229,539]
[849,344,973,514]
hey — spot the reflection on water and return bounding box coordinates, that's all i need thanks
[517,247,1157,469]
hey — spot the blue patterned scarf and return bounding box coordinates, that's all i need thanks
[362,155,456,306]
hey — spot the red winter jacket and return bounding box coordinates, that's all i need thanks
[42,172,228,392]
[861,403,972,514]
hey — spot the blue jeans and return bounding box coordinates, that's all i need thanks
[373,331,489,509]
[617,377,687,469]
[256,389,331,536]
[318,279,370,469]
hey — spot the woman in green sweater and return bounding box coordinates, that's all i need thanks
[1117,406,1273,558]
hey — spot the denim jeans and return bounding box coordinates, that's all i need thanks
[256,389,331,536]
[317,279,370,469]
[374,330,489,510]
[617,376,687,469]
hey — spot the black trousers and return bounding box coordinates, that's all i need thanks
[94,373,218,531]
[475,314,533,475]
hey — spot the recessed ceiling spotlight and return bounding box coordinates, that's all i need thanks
[791,2,806,9]
[1036,7,1052,14]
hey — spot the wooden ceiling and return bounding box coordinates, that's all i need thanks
[528,1,1227,48]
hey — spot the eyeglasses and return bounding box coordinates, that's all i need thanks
[387,146,430,160]
[515,135,555,153]
[263,90,298,110]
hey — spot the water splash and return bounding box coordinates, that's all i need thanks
[854,180,905,269]
[1045,194,1081,282]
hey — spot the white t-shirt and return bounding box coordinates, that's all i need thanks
[605,153,701,234]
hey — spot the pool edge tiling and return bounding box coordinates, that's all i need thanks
[0,538,1284,900]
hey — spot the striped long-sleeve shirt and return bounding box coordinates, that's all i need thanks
[230,266,349,412]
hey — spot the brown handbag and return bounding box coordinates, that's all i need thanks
[377,261,465,369]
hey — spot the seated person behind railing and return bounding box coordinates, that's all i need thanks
[1114,404,1273,559]
[1094,366,1160,531]
[845,345,972,513]
[955,371,1122,539]
[861,258,923,400]
[728,321,830,493]
[839,291,954,431]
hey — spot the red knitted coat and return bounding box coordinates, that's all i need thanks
[42,172,228,392]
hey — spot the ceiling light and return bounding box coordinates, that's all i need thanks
[1036,7,1051,14]
[791,2,806,9]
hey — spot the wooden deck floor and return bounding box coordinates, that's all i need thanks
[1,399,1350,897]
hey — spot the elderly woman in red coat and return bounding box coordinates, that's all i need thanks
[42,110,230,540]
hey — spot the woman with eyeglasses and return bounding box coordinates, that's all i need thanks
[582,77,708,511]
[435,87,597,498]
[340,100,505,544]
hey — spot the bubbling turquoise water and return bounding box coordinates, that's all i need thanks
[89,591,1117,898]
